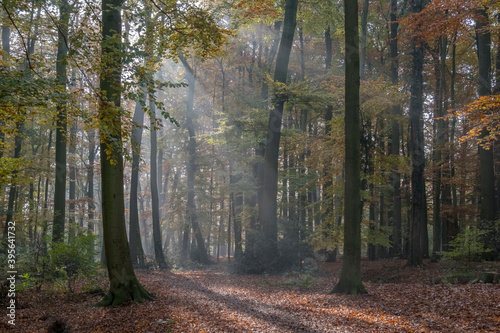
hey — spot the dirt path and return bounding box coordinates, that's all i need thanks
[6,261,500,332]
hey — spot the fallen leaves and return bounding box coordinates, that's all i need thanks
[5,260,500,332]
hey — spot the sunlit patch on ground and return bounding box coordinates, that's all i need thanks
[6,260,500,332]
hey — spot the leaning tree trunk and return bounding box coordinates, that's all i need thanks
[332,0,366,295]
[97,0,152,306]
[53,0,70,243]
[259,0,298,267]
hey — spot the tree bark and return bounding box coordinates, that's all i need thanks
[476,8,495,222]
[259,0,298,267]
[129,89,146,267]
[408,0,426,267]
[389,0,402,258]
[332,0,366,295]
[97,0,152,306]
[360,0,369,79]
[53,0,70,243]
[149,96,167,269]
[179,55,209,264]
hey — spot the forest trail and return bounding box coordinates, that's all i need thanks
[7,260,500,332]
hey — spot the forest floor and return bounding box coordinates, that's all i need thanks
[4,259,500,332]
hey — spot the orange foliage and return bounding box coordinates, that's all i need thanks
[399,0,498,43]
[232,0,280,20]
[452,94,500,148]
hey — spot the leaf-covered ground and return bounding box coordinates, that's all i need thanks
[5,260,500,332]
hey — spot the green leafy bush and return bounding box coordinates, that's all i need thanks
[48,233,99,292]
[442,228,490,262]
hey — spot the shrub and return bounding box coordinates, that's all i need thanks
[442,228,490,262]
[48,232,99,292]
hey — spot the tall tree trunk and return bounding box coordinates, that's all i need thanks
[68,112,77,234]
[97,0,152,306]
[69,70,77,238]
[149,96,167,269]
[259,0,298,267]
[260,21,282,106]
[53,0,70,243]
[360,0,369,79]
[3,122,22,244]
[476,8,495,222]
[86,128,96,233]
[450,39,459,240]
[389,0,402,258]
[179,55,209,264]
[408,0,426,267]
[439,36,453,252]
[323,26,338,262]
[129,89,146,266]
[432,41,443,257]
[332,0,366,295]
[230,170,243,259]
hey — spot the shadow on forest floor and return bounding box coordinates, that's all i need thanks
[4,259,500,332]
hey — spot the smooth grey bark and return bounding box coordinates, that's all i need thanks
[332,0,366,295]
[149,96,167,269]
[476,8,495,222]
[68,114,77,231]
[389,0,402,258]
[408,0,426,267]
[179,54,209,264]
[53,0,70,243]
[259,0,298,265]
[260,21,282,105]
[86,128,96,231]
[230,166,243,259]
[323,26,338,262]
[97,0,152,306]
[360,0,369,79]
[129,89,146,267]
[3,122,22,243]
[432,40,443,256]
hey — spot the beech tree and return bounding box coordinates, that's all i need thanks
[53,0,71,243]
[259,0,298,266]
[331,0,366,295]
[97,0,153,306]
[407,0,427,267]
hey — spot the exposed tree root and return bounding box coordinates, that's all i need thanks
[330,278,368,295]
[96,278,155,306]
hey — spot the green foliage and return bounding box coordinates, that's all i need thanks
[48,233,99,292]
[280,271,316,289]
[6,233,100,293]
[442,228,490,262]
[364,224,392,248]
[442,264,477,285]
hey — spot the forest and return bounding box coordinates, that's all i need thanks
[1,0,500,331]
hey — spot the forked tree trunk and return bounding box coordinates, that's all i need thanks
[259,0,298,267]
